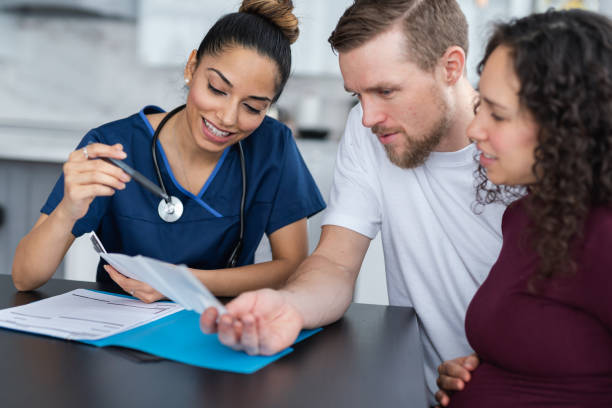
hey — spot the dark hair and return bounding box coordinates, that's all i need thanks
[196,0,299,102]
[475,9,612,285]
[328,0,468,71]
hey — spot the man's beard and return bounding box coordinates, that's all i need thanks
[376,97,451,169]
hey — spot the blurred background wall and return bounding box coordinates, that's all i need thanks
[0,0,607,304]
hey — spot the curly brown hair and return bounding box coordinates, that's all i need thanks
[475,9,612,286]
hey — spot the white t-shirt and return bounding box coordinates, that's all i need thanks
[322,104,506,399]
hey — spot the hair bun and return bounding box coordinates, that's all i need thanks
[239,0,299,44]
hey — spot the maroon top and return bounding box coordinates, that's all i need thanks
[449,199,612,408]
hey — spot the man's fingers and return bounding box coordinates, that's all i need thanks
[240,314,259,355]
[218,314,240,348]
[200,308,219,334]
[225,291,258,315]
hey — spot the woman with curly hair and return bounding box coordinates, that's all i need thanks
[435,9,612,407]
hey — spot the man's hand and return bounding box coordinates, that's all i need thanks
[200,288,304,355]
[435,353,479,407]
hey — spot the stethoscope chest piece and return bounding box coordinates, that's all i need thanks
[158,196,183,222]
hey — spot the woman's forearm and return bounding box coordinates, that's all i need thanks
[12,208,76,291]
[191,257,301,297]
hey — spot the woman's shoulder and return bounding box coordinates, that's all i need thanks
[86,106,159,145]
[244,115,294,151]
[500,195,529,232]
[253,115,292,137]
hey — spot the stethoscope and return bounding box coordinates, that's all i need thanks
[151,104,246,268]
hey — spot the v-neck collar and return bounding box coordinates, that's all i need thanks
[138,106,229,217]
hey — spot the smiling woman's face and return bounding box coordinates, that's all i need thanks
[183,46,278,154]
[467,45,540,186]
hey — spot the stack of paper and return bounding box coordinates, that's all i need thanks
[0,289,321,372]
[91,232,226,315]
[0,289,183,341]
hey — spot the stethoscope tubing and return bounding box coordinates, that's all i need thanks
[150,105,246,267]
[151,104,185,205]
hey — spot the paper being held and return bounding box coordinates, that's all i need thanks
[92,233,226,315]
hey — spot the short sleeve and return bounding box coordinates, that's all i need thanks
[321,105,382,239]
[265,127,326,235]
[40,130,112,237]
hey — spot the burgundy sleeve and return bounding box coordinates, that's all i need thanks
[581,208,612,330]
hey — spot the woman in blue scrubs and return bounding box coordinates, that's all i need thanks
[12,0,326,301]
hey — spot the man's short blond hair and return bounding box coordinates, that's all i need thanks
[328,0,468,71]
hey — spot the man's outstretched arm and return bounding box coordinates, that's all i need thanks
[200,225,371,355]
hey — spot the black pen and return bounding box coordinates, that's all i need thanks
[102,157,171,203]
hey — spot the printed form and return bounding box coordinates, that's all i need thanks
[0,289,183,340]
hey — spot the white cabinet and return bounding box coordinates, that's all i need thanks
[137,0,353,76]
[138,0,235,67]
[458,0,534,85]
[0,159,66,277]
[291,0,353,76]
[1,0,136,17]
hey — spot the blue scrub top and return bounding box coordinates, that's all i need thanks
[42,106,326,285]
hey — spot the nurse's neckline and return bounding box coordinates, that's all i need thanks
[146,110,223,196]
[146,111,225,165]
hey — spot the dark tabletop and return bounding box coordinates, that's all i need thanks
[0,275,427,408]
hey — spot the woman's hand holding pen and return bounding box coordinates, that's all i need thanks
[57,143,131,222]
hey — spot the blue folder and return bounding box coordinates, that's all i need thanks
[79,292,321,374]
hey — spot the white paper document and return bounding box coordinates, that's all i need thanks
[0,289,183,340]
[92,233,227,315]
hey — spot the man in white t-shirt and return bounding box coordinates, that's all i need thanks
[201,0,505,402]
